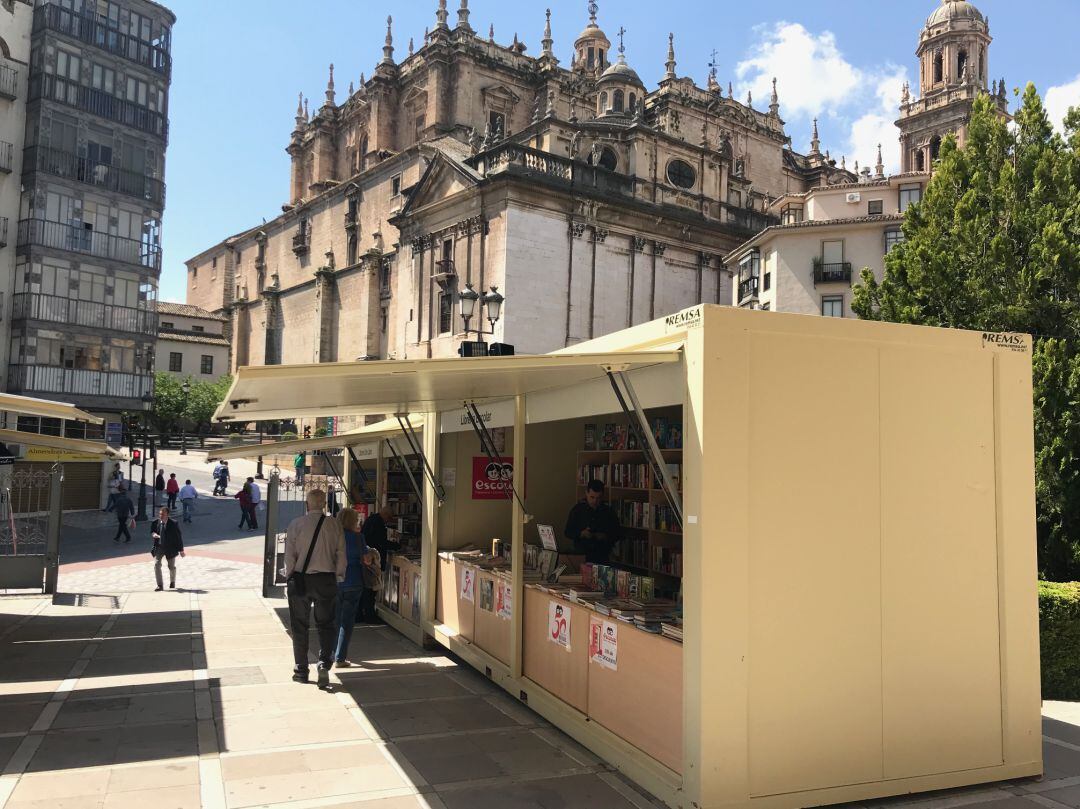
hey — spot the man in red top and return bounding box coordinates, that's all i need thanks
[165,473,180,512]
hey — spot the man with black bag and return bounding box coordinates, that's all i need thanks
[283,488,346,688]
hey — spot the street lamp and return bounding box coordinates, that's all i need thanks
[179,379,191,455]
[459,283,505,343]
[136,392,153,522]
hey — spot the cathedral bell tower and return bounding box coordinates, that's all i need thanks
[897,0,1009,173]
[574,2,611,78]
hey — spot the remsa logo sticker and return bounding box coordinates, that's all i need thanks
[981,332,1028,353]
[664,306,703,332]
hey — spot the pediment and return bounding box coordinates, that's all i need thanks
[400,154,480,216]
[481,83,521,108]
[402,84,429,107]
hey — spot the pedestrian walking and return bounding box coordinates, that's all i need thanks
[246,477,261,530]
[166,473,180,511]
[234,481,255,529]
[155,469,166,495]
[178,479,198,523]
[112,485,135,543]
[104,464,124,512]
[150,506,185,591]
[358,505,399,622]
[213,460,231,496]
[294,452,305,485]
[283,488,346,688]
[334,508,374,667]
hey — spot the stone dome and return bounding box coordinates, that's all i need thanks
[598,56,644,87]
[926,0,985,28]
[576,23,610,46]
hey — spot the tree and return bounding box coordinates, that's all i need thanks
[149,373,233,446]
[853,86,1080,580]
[149,372,187,438]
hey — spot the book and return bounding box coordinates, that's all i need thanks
[584,423,597,451]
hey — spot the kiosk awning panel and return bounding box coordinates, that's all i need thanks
[214,352,681,423]
[0,428,121,459]
[0,393,104,425]
[210,416,421,461]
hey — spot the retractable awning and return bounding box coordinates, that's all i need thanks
[210,416,422,461]
[0,428,122,459]
[0,393,104,425]
[213,352,682,423]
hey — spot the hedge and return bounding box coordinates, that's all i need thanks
[1039,581,1080,700]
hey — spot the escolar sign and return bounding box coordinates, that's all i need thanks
[472,455,515,500]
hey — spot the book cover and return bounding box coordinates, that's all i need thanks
[584,423,597,451]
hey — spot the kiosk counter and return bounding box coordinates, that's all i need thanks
[215,305,1043,809]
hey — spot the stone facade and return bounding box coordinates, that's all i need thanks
[155,301,229,382]
[185,2,856,379]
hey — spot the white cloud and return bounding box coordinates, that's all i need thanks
[736,21,908,175]
[1046,74,1080,133]
[736,23,860,118]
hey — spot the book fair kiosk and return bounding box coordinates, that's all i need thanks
[215,305,1043,809]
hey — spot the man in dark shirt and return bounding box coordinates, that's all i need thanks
[359,505,400,623]
[564,480,621,564]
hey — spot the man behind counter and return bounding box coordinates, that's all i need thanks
[565,479,622,563]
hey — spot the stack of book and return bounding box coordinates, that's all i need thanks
[661,619,684,643]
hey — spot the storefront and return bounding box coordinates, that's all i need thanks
[214,305,1042,809]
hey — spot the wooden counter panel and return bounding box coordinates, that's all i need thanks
[437,558,475,641]
[587,621,683,773]
[522,587,589,713]
[473,571,511,665]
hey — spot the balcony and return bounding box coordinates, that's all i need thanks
[738,276,759,302]
[291,229,309,257]
[12,293,157,336]
[8,364,153,403]
[813,262,853,285]
[34,4,171,78]
[0,218,7,249]
[0,61,17,100]
[26,146,165,208]
[0,141,12,173]
[30,74,168,142]
[18,219,162,272]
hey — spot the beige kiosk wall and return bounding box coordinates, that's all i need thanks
[687,307,1041,808]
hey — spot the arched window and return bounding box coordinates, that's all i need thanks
[933,52,943,84]
[599,92,608,114]
[598,49,605,68]
[979,47,985,82]
[929,135,942,161]
[0,36,10,60]
[957,49,968,80]
[628,92,637,113]
[613,89,625,113]
[598,147,618,171]
[915,150,926,173]
[666,159,696,189]
[359,135,368,171]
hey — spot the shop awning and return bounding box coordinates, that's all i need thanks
[209,416,422,461]
[0,393,104,425]
[0,428,122,459]
[213,352,681,423]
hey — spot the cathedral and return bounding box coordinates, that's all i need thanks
[184,0,988,377]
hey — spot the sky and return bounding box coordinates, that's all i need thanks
[157,0,1080,302]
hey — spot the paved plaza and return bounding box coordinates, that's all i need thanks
[1,457,1079,808]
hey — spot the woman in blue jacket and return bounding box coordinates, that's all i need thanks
[334,508,374,666]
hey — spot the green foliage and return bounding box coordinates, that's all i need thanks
[281,432,299,442]
[314,427,329,438]
[853,85,1080,580]
[1039,581,1080,699]
[149,374,234,438]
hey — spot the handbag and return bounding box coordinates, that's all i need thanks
[286,515,326,598]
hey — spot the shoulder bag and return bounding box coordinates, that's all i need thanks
[286,515,326,598]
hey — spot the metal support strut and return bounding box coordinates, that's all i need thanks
[346,446,376,504]
[384,435,426,507]
[320,451,353,508]
[396,415,445,503]
[465,400,530,519]
[606,370,684,528]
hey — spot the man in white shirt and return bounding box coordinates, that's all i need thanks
[104,464,124,512]
[246,477,261,529]
[284,488,345,688]
[178,479,198,523]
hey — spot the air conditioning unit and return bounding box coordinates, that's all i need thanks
[846,192,862,204]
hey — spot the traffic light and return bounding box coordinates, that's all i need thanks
[132,448,143,466]
[303,425,312,440]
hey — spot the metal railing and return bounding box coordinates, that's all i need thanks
[0,61,17,100]
[30,74,168,141]
[34,4,171,77]
[12,292,158,335]
[738,276,759,302]
[8,364,153,401]
[0,141,13,173]
[17,218,162,271]
[813,262,853,285]
[26,146,165,207]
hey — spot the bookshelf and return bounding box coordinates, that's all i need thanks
[384,454,422,549]
[575,446,683,582]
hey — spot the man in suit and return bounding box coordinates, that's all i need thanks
[151,506,185,591]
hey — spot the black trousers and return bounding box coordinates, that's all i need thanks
[359,587,379,622]
[287,572,338,667]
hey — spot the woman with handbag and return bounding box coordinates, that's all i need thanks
[150,506,185,591]
[234,482,254,529]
